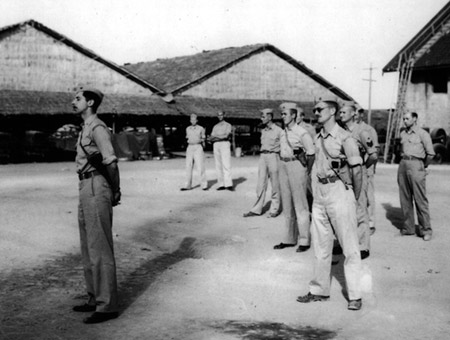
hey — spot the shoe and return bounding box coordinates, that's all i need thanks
[273,243,296,250]
[180,187,192,191]
[360,250,370,260]
[400,230,415,236]
[423,234,432,241]
[296,245,310,253]
[348,299,362,310]
[216,186,226,191]
[266,212,280,218]
[370,227,376,235]
[332,245,343,255]
[202,187,208,191]
[243,211,259,218]
[83,312,119,324]
[226,186,234,191]
[296,292,330,303]
[72,304,96,313]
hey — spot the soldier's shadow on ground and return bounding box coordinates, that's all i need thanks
[117,236,197,312]
[382,202,403,230]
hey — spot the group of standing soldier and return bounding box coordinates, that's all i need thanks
[70,88,435,322]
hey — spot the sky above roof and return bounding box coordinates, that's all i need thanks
[1,0,448,109]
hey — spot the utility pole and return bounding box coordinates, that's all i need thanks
[363,64,376,125]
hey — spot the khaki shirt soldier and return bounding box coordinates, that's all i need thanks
[209,111,233,190]
[297,97,363,311]
[72,88,121,324]
[181,114,207,191]
[339,103,378,260]
[243,108,282,217]
[398,112,435,241]
[273,102,315,252]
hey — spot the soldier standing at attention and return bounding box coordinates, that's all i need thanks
[356,108,379,235]
[243,108,282,218]
[297,97,363,310]
[273,102,315,253]
[398,112,435,241]
[72,88,121,323]
[339,103,378,260]
[181,113,208,191]
[209,111,233,191]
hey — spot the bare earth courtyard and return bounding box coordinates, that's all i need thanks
[0,155,449,340]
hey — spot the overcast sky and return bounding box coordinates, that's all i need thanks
[1,0,448,109]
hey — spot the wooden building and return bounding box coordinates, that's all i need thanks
[0,20,178,162]
[383,1,450,159]
[124,43,356,152]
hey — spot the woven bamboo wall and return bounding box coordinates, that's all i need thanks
[406,82,450,134]
[183,50,337,101]
[0,25,150,95]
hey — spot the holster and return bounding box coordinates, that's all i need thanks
[294,149,307,167]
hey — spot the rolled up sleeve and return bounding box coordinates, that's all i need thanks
[344,137,362,166]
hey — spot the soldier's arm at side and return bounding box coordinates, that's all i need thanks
[360,130,378,168]
[422,130,435,168]
[105,161,121,206]
[344,136,363,201]
[301,132,315,174]
[93,126,121,205]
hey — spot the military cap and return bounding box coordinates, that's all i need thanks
[279,102,298,111]
[260,108,274,114]
[78,87,104,104]
[317,95,339,105]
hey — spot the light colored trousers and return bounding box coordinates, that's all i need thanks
[213,141,232,187]
[78,174,118,313]
[367,166,376,229]
[357,166,370,251]
[249,153,281,215]
[278,160,310,246]
[309,180,362,300]
[397,159,432,235]
[185,144,207,189]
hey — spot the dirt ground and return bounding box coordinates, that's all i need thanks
[0,155,449,340]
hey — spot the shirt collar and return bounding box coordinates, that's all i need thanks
[319,122,339,138]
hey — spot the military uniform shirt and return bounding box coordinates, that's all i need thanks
[314,123,362,178]
[76,115,117,173]
[260,123,282,153]
[400,125,435,159]
[211,121,232,140]
[347,123,377,160]
[280,124,315,158]
[359,122,379,149]
[186,125,205,145]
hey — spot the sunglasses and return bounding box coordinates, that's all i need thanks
[313,107,328,113]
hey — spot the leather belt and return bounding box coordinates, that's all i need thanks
[402,155,421,161]
[317,175,339,184]
[78,170,101,181]
[280,156,297,162]
[261,150,279,154]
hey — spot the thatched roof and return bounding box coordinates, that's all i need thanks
[171,96,316,120]
[383,2,450,72]
[0,90,179,116]
[0,20,165,94]
[123,44,355,100]
[0,90,319,120]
